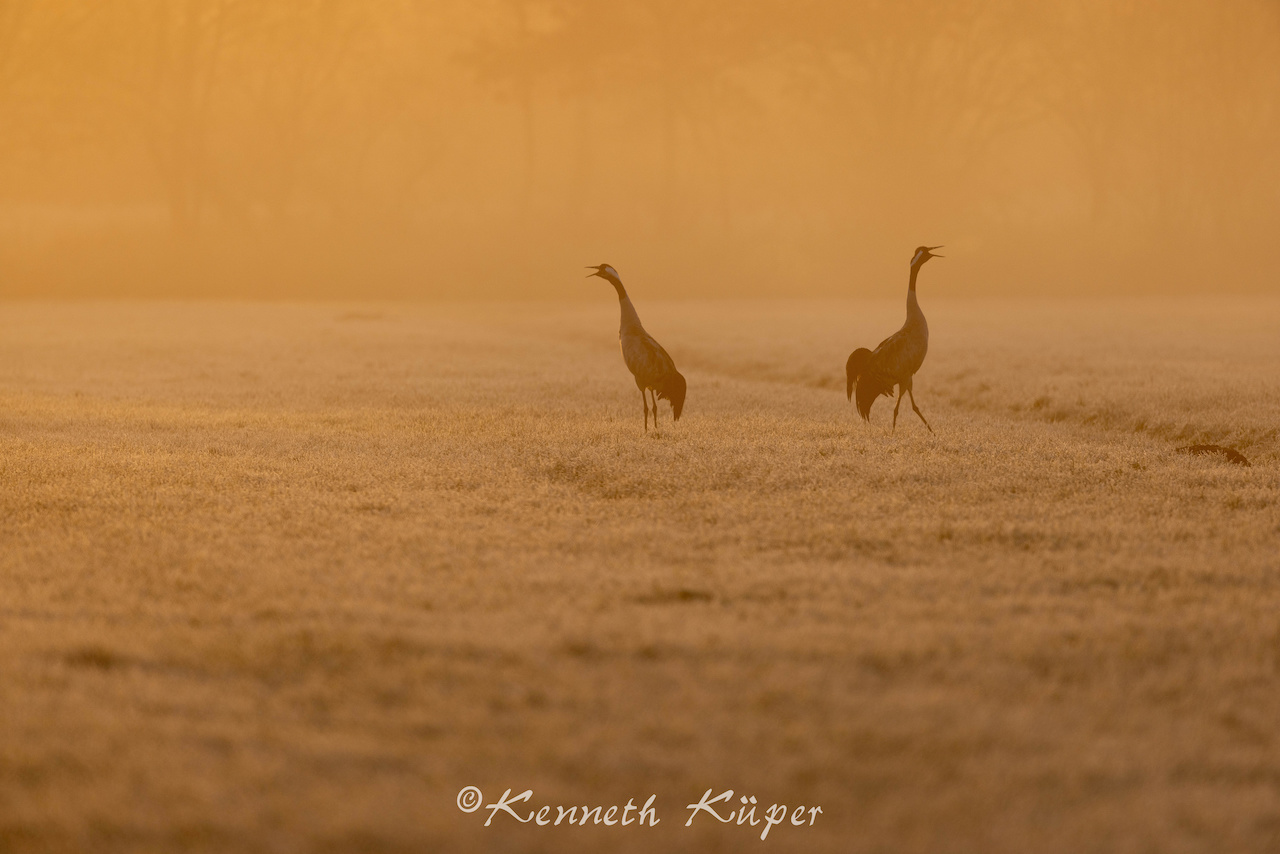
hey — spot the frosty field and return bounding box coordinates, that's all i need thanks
[1,298,1278,853]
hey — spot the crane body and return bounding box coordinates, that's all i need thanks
[846,246,941,433]
[588,264,686,431]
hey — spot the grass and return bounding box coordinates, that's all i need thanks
[1,297,1278,853]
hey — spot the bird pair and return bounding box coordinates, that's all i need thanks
[588,245,943,433]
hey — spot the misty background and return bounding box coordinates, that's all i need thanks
[0,0,1277,300]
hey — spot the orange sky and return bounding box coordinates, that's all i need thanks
[0,1,1277,299]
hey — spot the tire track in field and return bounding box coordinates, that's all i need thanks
[518,318,1279,463]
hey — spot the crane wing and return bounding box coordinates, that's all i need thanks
[854,364,895,420]
[853,325,925,421]
[621,330,677,389]
[871,326,926,383]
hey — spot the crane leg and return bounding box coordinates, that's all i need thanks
[650,388,660,430]
[892,386,905,431]
[642,389,650,432]
[908,387,934,434]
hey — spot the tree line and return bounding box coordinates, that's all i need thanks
[0,0,1277,296]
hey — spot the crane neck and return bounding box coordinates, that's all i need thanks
[606,276,628,301]
[604,276,644,332]
[618,293,643,333]
[906,264,927,325]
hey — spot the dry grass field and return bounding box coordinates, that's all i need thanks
[1,297,1278,854]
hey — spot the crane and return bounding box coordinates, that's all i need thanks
[587,264,686,431]
[845,246,943,433]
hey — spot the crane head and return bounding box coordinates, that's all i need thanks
[586,264,621,282]
[910,246,944,267]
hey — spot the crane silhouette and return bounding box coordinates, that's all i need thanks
[587,264,686,431]
[845,246,942,433]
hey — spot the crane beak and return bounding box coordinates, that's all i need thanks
[928,245,944,257]
[585,266,600,278]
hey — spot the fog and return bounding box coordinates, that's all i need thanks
[1,0,1277,300]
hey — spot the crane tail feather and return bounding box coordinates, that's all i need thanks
[846,348,873,401]
[656,370,686,420]
[855,370,894,422]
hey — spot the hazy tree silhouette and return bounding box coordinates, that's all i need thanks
[122,0,232,239]
[466,0,787,233]
[0,0,34,91]
[1,0,1279,298]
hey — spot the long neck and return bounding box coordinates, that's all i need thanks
[906,264,924,322]
[609,276,643,332]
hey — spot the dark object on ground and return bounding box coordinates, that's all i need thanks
[1176,444,1251,467]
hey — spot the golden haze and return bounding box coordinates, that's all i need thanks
[1,1,1278,299]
